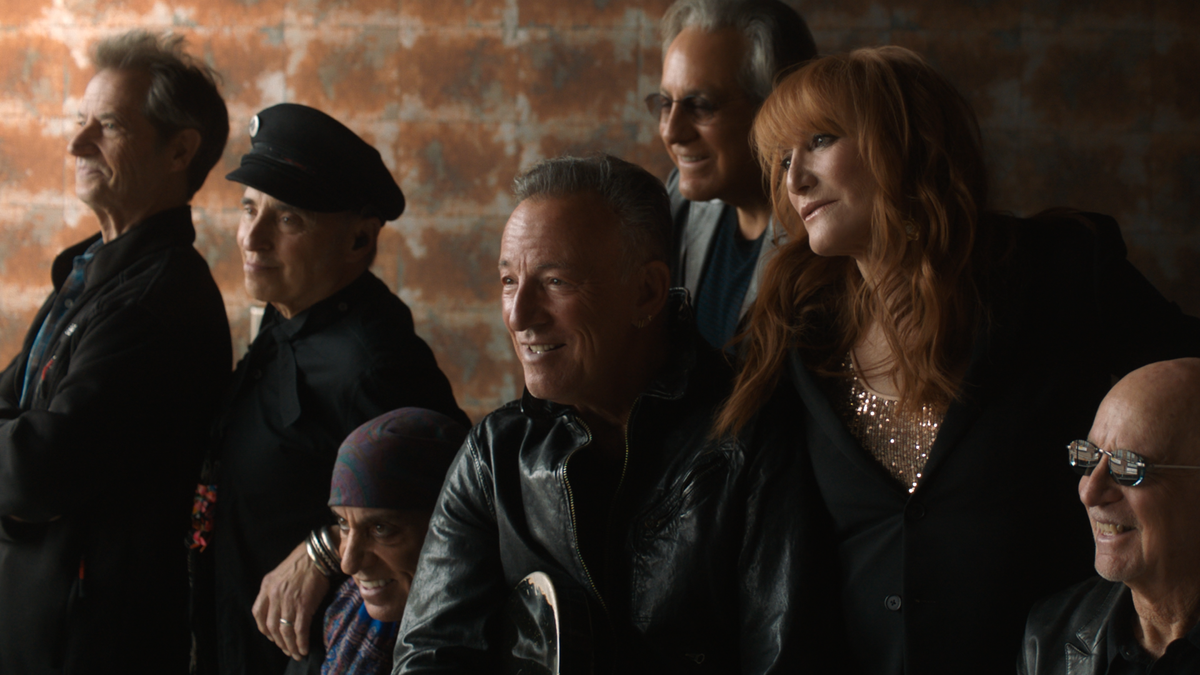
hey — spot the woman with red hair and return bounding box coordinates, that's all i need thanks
[716,46,1200,673]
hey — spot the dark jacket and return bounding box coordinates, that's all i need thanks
[202,271,468,675]
[1020,577,1200,675]
[667,168,783,325]
[788,212,1200,675]
[0,206,232,674]
[395,297,841,674]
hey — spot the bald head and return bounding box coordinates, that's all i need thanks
[1080,358,1200,596]
[1094,358,1200,466]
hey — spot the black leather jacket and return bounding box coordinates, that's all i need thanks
[395,297,841,674]
[1020,577,1200,675]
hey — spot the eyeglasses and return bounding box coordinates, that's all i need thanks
[1067,439,1200,487]
[644,93,724,124]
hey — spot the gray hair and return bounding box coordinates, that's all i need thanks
[660,0,817,103]
[513,154,671,276]
[92,30,229,199]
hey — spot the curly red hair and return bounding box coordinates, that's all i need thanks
[716,46,992,435]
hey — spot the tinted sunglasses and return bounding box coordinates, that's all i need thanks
[1067,439,1200,487]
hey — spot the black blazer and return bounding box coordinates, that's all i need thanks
[0,207,232,674]
[788,212,1200,675]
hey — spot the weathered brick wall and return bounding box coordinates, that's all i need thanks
[0,0,1196,422]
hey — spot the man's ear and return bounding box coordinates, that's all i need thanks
[634,259,671,319]
[346,216,383,262]
[166,128,202,173]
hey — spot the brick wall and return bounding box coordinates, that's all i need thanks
[0,0,1196,422]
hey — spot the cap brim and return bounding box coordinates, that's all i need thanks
[225,154,355,213]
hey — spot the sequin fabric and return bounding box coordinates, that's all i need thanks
[827,354,944,493]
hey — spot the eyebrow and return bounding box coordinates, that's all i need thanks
[498,260,573,272]
[240,197,313,218]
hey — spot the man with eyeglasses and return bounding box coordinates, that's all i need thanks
[650,0,815,351]
[1020,358,1200,675]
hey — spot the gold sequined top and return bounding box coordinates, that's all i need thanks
[826,354,944,493]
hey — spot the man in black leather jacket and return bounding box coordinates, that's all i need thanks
[394,155,839,674]
[1020,359,1200,674]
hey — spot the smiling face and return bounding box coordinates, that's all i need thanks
[333,505,430,622]
[499,193,645,414]
[69,69,177,224]
[1079,385,1200,597]
[783,134,879,262]
[658,27,763,208]
[238,187,374,319]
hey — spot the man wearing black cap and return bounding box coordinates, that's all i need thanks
[194,103,469,675]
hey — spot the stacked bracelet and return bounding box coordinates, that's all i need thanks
[306,526,341,578]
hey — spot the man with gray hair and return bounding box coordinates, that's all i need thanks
[395,154,835,673]
[1020,358,1200,674]
[649,0,816,350]
[0,30,231,673]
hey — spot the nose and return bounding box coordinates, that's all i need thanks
[660,100,696,148]
[340,530,365,576]
[785,149,813,196]
[68,118,98,157]
[504,279,546,334]
[1079,455,1123,508]
[238,210,272,254]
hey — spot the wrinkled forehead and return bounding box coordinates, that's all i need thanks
[501,194,620,258]
[80,68,151,115]
[1090,390,1181,465]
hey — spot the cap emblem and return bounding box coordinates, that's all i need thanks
[248,115,260,138]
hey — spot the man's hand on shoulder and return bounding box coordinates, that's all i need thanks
[252,541,332,660]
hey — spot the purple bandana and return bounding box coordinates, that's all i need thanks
[328,408,468,510]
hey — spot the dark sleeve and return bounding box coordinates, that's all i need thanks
[353,336,470,429]
[1084,213,1200,372]
[0,356,20,415]
[0,294,230,520]
[394,433,505,674]
[737,388,848,675]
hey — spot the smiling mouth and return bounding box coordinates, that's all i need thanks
[802,200,835,222]
[1095,522,1132,535]
[357,578,394,590]
[527,344,564,354]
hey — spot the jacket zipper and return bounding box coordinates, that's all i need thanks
[562,418,608,613]
[562,397,639,614]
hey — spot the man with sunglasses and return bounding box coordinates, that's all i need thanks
[651,0,816,351]
[1020,358,1200,674]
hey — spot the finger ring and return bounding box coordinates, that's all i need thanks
[279,618,293,626]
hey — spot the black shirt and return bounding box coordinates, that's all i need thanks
[1106,589,1200,674]
[693,207,764,352]
[207,272,468,675]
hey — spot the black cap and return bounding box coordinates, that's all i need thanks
[226,103,405,220]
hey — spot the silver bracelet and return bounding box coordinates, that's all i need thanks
[306,527,339,577]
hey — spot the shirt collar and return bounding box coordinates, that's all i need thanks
[263,271,380,342]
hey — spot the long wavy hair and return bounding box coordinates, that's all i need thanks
[715,45,991,435]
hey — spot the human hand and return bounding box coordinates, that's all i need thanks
[252,540,331,659]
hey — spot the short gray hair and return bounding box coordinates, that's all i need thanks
[660,0,817,103]
[512,154,671,276]
[92,30,229,199]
